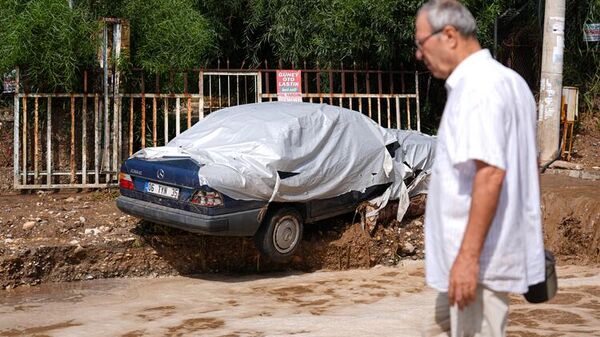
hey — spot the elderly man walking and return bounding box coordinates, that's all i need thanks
[415,1,546,336]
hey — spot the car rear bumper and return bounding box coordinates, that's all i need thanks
[116,196,262,236]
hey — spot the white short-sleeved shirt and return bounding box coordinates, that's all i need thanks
[425,49,545,294]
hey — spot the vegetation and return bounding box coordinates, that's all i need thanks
[122,0,216,74]
[0,0,597,116]
[563,0,600,115]
[0,0,98,91]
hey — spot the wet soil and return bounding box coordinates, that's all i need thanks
[1,172,599,290]
[571,112,600,169]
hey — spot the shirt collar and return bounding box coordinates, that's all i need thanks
[445,49,491,91]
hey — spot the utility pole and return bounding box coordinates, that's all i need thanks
[538,0,566,162]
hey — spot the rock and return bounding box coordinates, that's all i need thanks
[383,248,390,254]
[549,160,583,170]
[36,202,43,206]
[85,228,102,235]
[79,216,86,223]
[413,220,423,227]
[22,221,36,230]
[69,239,79,245]
[4,238,14,244]
[99,225,110,233]
[65,197,76,202]
[74,245,85,254]
[39,220,48,226]
[403,242,416,254]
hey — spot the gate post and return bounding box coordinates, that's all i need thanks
[12,67,20,190]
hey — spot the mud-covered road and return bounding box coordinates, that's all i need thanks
[1,262,599,337]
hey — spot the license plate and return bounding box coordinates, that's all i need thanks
[145,181,180,199]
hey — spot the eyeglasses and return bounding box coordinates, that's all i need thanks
[415,28,444,49]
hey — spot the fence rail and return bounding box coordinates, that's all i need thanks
[13,68,420,190]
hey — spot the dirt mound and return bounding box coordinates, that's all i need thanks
[0,189,426,289]
[571,112,600,169]
[540,175,600,264]
[1,174,599,289]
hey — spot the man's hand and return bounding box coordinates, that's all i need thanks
[448,251,479,310]
[449,160,505,310]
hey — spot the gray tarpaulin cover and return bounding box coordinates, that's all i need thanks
[134,102,398,203]
[362,130,436,222]
[390,129,436,197]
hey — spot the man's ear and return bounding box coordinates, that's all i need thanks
[443,25,459,49]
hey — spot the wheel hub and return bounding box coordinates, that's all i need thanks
[273,216,299,254]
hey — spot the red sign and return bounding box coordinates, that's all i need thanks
[276,70,302,102]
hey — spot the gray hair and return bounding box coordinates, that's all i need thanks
[418,0,477,38]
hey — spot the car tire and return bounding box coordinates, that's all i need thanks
[254,207,303,263]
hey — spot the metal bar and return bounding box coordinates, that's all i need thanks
[316,69,322,104]
[218,75,222,108]
[329,70,334,104]
[228,74,231,107]
[11,93,94,98]
[377,72,382,125]
[265,65,271,102]
[70,95,76,184]
[15,183,118,190]
[153,97,157,146]
[164,98,169,144]
[20,93,201,99]
[406,97,412,130]
[208,76,212,112]
[34,97,39,183]
[13,67,20,189]
[303,70,309,102]
[46,97,52,186]
[94,95,99,184]
[102,24,110,175]
[187,97,192,129]
[141,76,146,148]
[176,97,181,136]
[366,72,372,118]
[244,75,248,104]
[22,96,27,185]
[82,91,87,186]
[113,22,122,174]
[415,71,421,132]
[256,71,262,103]
[129,96,134,156]
[200,71,261,76]
[199,70,204,119]
[387,97,391,128]
[260,93,415,99]
[236,74,240,106]
[395,96,401,129]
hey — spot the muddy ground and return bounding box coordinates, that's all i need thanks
[1,171,599,290]
[1,262,599,337]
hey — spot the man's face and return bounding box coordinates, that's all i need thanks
[415,12,449,79]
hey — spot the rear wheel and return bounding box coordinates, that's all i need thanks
[254,207,303,263]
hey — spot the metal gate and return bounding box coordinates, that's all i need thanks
[13,68,419,190]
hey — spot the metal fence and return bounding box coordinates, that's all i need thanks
[13,67,420,190]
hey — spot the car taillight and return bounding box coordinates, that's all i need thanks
[119,172,134,190]
[191,190,223,207]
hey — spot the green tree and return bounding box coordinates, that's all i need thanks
[122,0,217,73]
[0,0,98,91]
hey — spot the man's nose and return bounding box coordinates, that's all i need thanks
[415,48,423,61]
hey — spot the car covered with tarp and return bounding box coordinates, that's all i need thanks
[116,102,435,262]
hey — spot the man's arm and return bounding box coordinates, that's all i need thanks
[448,159,505,310]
